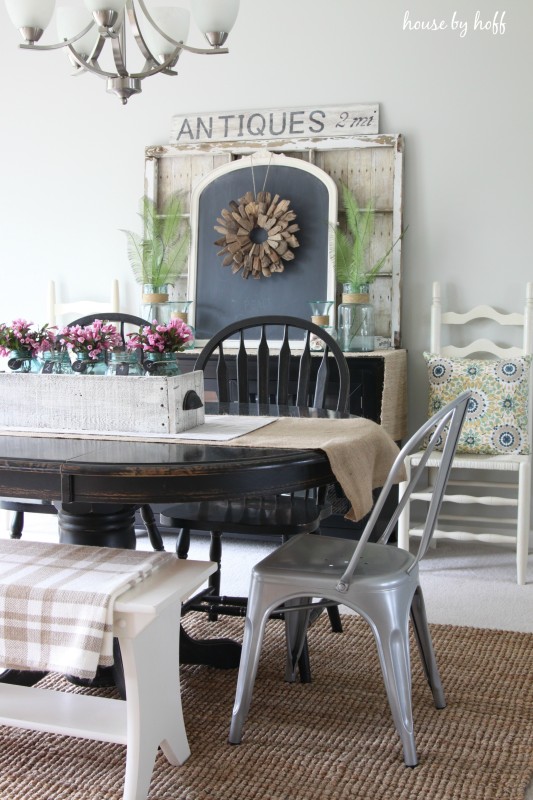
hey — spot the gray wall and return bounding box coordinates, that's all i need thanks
[0,0,531,436]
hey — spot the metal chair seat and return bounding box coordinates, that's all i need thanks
[264,533,415,582]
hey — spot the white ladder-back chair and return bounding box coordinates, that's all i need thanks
[398,282,533,584]
[48,279,120,326]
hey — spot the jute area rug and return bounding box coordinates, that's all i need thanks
[0,614,531,800]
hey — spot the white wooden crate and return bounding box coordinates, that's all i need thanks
[0,371,204,434]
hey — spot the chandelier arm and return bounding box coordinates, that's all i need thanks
[129,45,231,79]
[178,43,228,55]
[87,32,107,63]
[105,11,129,77]
[130,50,184,79]
[67,45,117,79]
[111,33,129,77]
[19,21,97,52]
[133,0,228,55]
[127,0,166,68]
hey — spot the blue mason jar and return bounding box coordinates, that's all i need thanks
[143,352,181,376]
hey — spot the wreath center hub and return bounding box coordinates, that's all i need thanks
[249,225,269,245]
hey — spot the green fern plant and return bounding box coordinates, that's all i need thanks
[334,183,404,289]
[121,194,190,288]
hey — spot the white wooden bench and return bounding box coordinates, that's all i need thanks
[0,555,216,800]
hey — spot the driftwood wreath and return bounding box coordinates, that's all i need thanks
[214,190,300,279]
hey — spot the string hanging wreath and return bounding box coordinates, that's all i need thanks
[214,190,300,279]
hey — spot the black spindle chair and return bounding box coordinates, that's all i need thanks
[159,316,351,635]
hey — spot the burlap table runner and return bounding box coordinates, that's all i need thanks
[219,417,404,521]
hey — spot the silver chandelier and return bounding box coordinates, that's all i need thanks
[5,0,240,104]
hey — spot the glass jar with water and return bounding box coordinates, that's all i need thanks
[337,283,375,352]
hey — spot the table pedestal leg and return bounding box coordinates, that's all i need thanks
[56,503,137,549]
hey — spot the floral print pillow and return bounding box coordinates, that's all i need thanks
[424,353,531,455]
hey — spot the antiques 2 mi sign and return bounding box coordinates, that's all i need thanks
[169,103,379,144]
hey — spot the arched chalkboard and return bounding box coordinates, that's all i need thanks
[189,155,337,341]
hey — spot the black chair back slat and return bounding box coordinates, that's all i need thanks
[215,344,230,403]
[313,348,331,408]
[256,326,270,404]
[236,334,249,403]
[277,326,291,405]
[296,331,312,406]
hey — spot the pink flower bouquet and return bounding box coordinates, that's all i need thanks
[126,318,193,354]
[0,319,56,357]
[58,319,123,360]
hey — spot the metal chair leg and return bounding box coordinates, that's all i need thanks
[410,585,445,708]
[372,603,418,767]
[284,601,312,683]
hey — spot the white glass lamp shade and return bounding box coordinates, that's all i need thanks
[83,0,127,13]
[191,0,239,35]
[56,7,99,56]
[141,6,190,58]
[5,0,55,30]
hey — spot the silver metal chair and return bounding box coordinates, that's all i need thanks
[228,391,471,767]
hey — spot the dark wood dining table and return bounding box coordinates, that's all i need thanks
[0,404,347,677]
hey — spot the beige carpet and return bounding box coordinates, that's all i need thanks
[0,613,532,800]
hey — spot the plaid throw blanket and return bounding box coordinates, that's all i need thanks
[0,540,170,680]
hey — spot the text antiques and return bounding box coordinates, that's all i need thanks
[170,103,379,145]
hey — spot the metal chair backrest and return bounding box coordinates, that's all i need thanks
[195,315,350,413]
[336,390,471,592]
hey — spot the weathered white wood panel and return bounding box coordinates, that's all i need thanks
[0,372,205,434]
